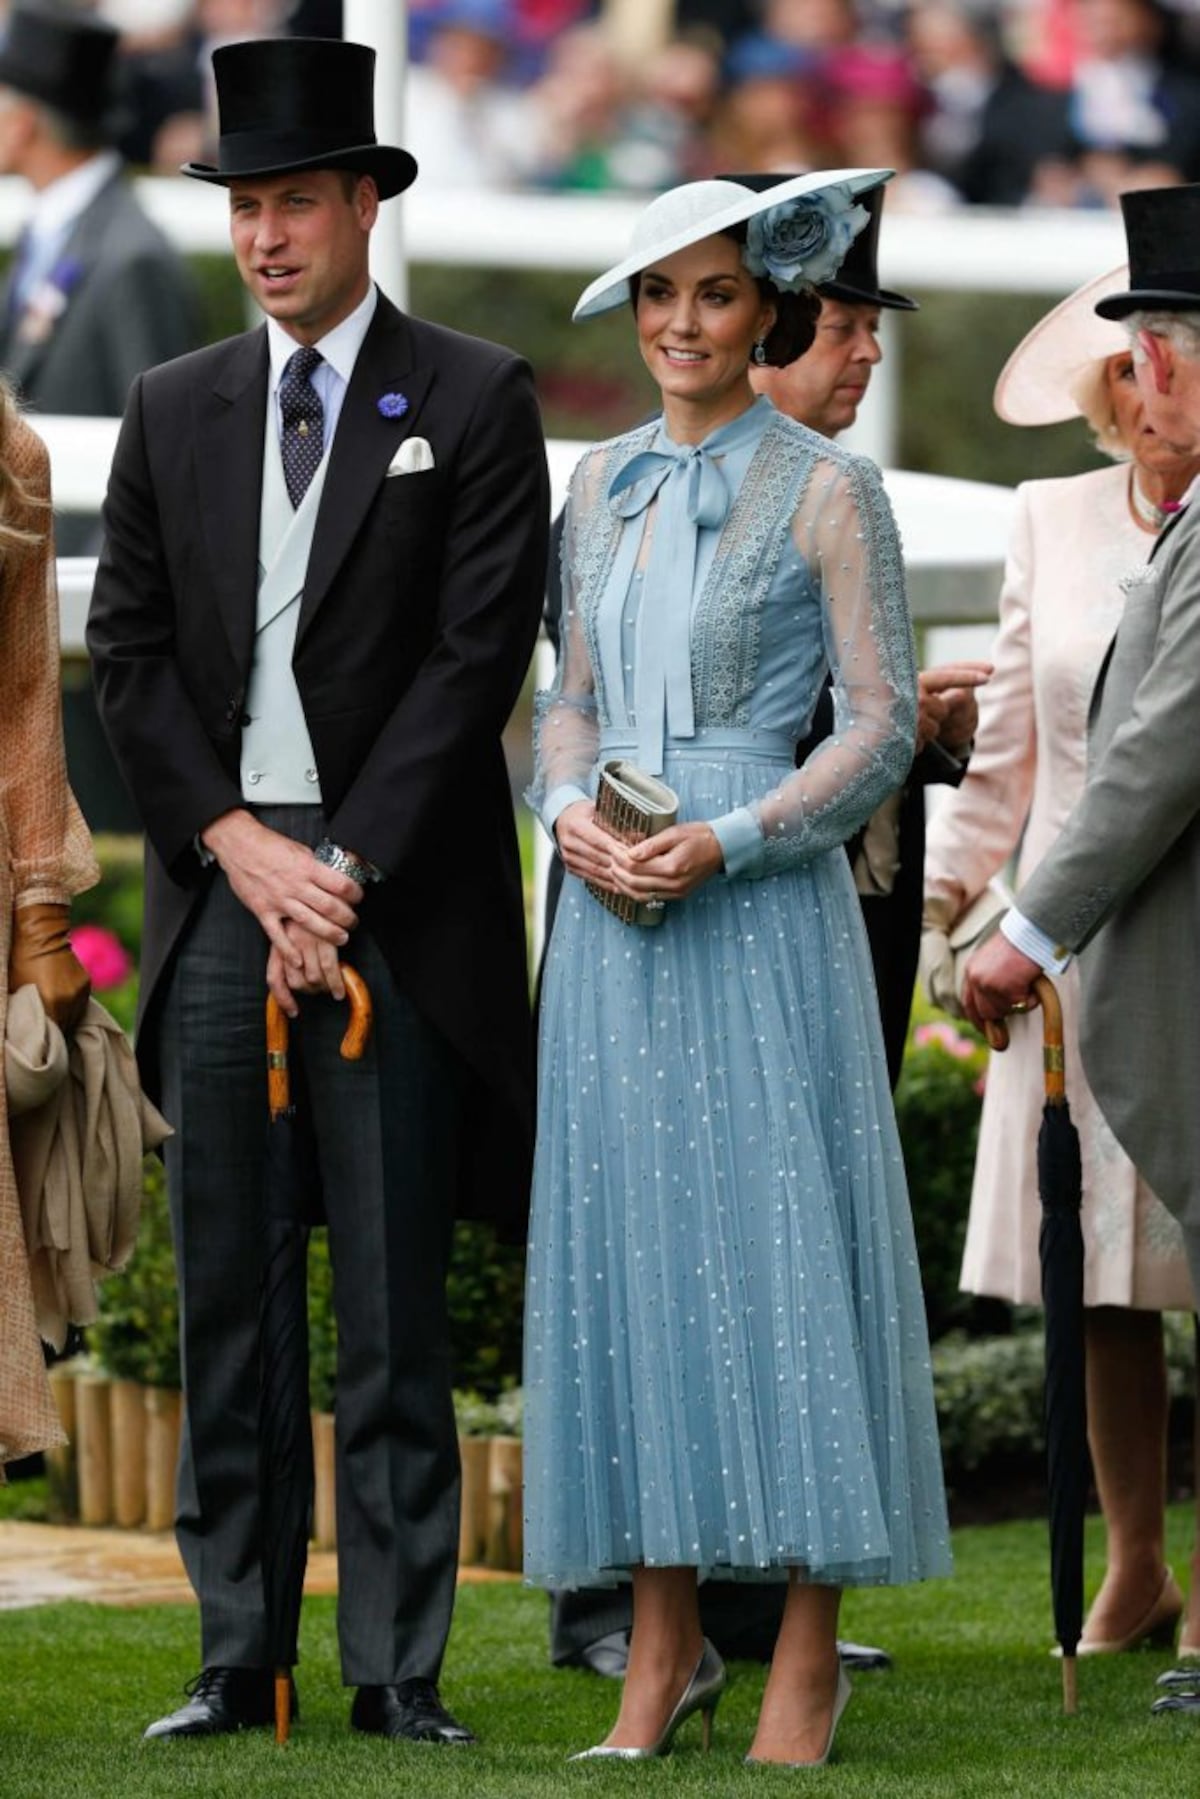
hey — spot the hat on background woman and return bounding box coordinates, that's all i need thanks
[573,168,892,321]
[994,264,1132,453]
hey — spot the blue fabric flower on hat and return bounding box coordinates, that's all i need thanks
[743,186,870,293]
[377,392,409,419]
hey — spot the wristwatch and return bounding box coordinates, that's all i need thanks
[313,839,383,886]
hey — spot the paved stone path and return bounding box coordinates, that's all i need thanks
[0,1522,514,1611]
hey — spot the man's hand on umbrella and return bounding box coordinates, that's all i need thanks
[961,930,1042,1037]
[266,922,349,1014]
[201,808,362,962]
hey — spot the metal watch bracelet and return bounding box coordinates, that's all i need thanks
[313,838,381,886]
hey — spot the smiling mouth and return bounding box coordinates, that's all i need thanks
[662,347,707,364]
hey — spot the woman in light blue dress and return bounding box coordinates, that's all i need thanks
[525,172,951,1767]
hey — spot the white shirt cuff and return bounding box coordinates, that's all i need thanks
[1000,907,1071,975]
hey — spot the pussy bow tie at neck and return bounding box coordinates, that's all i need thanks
[607,408,760,774]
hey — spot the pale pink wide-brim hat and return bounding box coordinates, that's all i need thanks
[993,264,1131,426]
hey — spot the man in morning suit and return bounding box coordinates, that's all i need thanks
[87,35,548,1744]
[962,183,1200,1718]
[0,5,199,551]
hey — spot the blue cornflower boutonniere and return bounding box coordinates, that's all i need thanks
[17,253,85,347]
[378,392,409,420]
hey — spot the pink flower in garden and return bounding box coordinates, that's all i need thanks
[914,1020,977,1061]
[70,924,132,992]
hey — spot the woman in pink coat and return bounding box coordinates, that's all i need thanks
[923,266,1200,1656]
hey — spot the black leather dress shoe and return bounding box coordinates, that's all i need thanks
[351,1679,475,1744]
[143,1666,294,1741]
[1152,1666,1200,1714]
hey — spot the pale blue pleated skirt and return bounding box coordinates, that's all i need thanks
[524,737,951,1591]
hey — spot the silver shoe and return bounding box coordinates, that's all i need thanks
[745,1665,852,1769]
[568,1638,727,1761]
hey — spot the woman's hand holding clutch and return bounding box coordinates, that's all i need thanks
[611,823,724,902]
[555,800,620,892]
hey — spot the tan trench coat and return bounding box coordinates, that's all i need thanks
[1,415,98,1466]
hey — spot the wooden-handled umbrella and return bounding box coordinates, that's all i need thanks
[263,967,373,1747]
[988,976,1087,1713]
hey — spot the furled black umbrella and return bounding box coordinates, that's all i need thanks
[1034,977,1088,1714]
[991,975,1088,1713]
[263,968,372,1746]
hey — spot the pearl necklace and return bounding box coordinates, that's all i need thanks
[1129,471,1181,532]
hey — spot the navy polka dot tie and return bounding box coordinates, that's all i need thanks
[279,345,324,508]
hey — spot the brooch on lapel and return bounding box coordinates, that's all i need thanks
[1118,564,1160,593]
[377,391,409,420]
[16,254,84,347]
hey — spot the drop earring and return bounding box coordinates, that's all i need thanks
[752,337,767,366]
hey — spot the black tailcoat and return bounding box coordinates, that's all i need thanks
[88,293,549,1238]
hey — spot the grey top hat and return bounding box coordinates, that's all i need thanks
[182,37,417,201]
[1094,184,1200,320]
[0,4,121,129]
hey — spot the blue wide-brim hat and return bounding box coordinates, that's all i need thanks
[182,37,417,201]
[573,168,892,322]
[1094,184,1200,320]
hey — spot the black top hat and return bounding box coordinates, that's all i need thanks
[723,172,917,311]
[1095,185,1200,319]
[182,38,417,200]
[0,4,121,129]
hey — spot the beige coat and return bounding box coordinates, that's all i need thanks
[1,416,98,1467]
[925,464,1193,1310]
[6,987,169,1352]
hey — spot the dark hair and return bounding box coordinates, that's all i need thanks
[628,228,820,367]
[719,221,819,366]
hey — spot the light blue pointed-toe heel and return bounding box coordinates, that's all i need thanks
[745,1665,852,1769]
[568,1638,727,1762]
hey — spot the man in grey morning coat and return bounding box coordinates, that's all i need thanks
[964,182,1200,1307]
[0,6,199,549]
[964,183,1200,1720]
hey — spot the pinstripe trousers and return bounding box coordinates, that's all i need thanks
[158,805,466,1685]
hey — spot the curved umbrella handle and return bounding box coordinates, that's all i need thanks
[338,964,373,1061]
[978,975,1064,1085]
[265,965,373,1120]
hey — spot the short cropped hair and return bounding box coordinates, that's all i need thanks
[1126,309,1200,364]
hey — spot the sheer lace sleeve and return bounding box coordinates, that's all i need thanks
[528,452,603,837]
[710,453,917,879]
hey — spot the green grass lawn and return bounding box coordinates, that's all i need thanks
[2,1508,1198,1797]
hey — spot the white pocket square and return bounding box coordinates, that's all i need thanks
[387,437,435,476]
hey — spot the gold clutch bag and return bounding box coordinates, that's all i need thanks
[586,759,679,928]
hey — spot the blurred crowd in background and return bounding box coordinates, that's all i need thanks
[9,0,1200,210]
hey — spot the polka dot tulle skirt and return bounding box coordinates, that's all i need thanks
[524,752,952,1591]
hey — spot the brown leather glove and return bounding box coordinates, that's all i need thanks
[8,902,91,1038]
